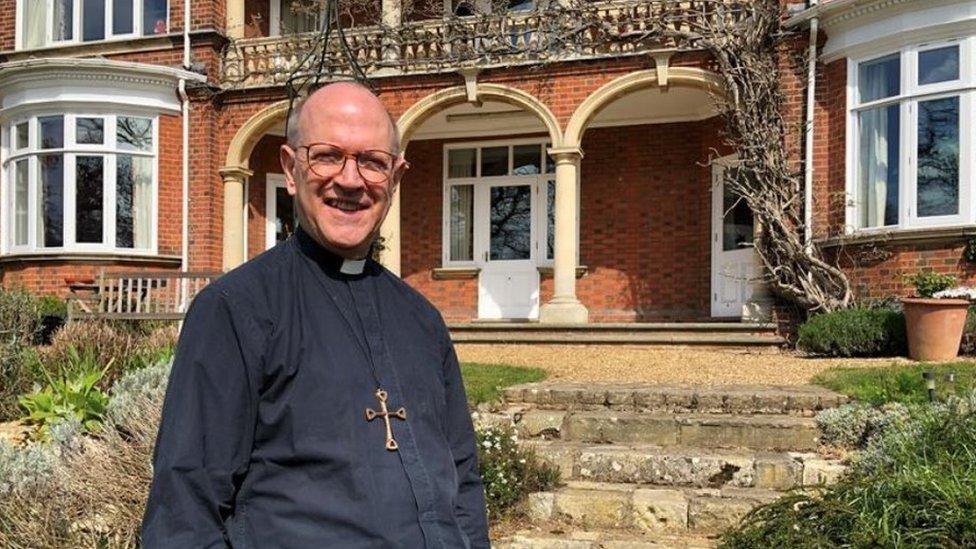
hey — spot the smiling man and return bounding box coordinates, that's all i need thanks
[142,82,490,548]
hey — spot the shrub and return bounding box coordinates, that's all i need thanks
[816,402,909,450]
[907,271,957,298]
[0,288,41,348]
[721,393,976,548]
[0,346,36,423]
[797,307,907,357]
[19,348,111,441]
[476,424,560,522]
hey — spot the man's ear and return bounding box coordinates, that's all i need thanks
[280,144,299,197]
[389,155,409,196]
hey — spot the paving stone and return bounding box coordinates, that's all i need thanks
[530,441,582,478]
[632,488,689,532]
[517,410,568,439]
[687,489,779,531]
[753,456,802,490]
[527,492,555,521]
[564,414,680,445]
[802,458,848,486]
[552,487,633,529]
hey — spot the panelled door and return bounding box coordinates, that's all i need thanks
[478,181,540,319]
[710,160,760,318]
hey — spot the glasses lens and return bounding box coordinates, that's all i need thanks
[306,144,345,177]
[357,151,395,183]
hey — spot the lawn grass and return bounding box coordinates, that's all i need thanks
[812,361,976,406]
[461,362,546,405]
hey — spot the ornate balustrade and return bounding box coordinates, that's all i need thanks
[220,0,748,88]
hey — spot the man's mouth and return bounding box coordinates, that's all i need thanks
[325,198,367,213]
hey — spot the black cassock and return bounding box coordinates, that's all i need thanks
[142,227,490,548]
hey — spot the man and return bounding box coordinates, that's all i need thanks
[142,82,490,548]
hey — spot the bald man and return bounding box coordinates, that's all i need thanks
[142,83,490,548]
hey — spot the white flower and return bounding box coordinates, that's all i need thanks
[933,286,976,300]
[482,440,492,449]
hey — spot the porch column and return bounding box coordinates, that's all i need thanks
[381,0,402,66]
[220,166,252,271]
[540,147,588,324]
[379,188,401,276]
[226,0,245,39]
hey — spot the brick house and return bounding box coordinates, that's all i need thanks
[0,0,973,326]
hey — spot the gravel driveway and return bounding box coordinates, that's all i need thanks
[455,344,911,386]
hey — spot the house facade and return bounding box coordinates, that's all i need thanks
[0,0,973,325]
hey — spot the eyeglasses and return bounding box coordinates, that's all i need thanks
[296,143,397,184]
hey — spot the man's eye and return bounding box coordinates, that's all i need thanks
[360,154,391,172]
[311,150,343,164]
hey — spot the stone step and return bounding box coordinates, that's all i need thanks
[451,331,784,347]
[514,410,821,452]
[523,441,846,490]
[504,383,847,415]
[528,481,781,535]
[451,322,778,333]
[495,528,717,548]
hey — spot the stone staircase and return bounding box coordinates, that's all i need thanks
[449,323,785,349]
[490,383,849,548]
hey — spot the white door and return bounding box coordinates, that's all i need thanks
[478,182,540,319]
[711,162,760,318]
[265,173,295,250]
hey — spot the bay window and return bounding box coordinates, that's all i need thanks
[16,0,169,50]
[849,37,974,232]
[4,113,157,254]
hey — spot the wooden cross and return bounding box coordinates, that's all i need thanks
[365,388,407,451]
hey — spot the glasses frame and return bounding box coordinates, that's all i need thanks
[295,142,398,184]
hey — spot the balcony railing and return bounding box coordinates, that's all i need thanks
[221,0,748,88]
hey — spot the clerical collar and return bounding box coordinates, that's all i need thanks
[294,226,368,276]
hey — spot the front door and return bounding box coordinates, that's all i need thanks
[478,182,540,319]
[266,173,295,250]
[711,161,760,318]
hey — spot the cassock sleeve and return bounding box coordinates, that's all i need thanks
[442,344,491,548]
[141,287,261,549]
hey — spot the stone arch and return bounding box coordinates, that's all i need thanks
[224,100,290,170]
[396,83,564,150]
[563,67,727,148]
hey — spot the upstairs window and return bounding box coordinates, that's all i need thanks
[17,0,169,50]
[849,37,973,232]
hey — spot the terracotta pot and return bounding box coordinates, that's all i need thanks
[901,298,970,361]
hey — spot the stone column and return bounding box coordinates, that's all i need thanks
[220,166,252,271]
[379,187,401,276]
[226,0,246,39]
[381,0,402,68]
[540,147,588,324]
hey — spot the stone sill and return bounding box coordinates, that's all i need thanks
[0,29,224,62]
[817,225,976,248]
[0,253,182,266]
[433,265,588,280]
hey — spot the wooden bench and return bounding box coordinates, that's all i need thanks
[68,270,222,321]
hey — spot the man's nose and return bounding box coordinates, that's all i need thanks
[333,155,367,191]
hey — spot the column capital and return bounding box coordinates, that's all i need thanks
[219,165,254,181]
[546,146,584,163]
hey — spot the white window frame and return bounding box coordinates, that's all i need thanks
[15,0,170,51]
[442,138,575,269]
[846,35,976,234]
[1,111,160,256]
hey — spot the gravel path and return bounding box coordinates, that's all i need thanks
[455,344,913,386]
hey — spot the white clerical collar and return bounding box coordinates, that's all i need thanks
[340,258,366,275]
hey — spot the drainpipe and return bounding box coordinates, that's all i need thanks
[178,0,191,312]
[804,2,819,253]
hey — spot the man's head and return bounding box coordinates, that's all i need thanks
[280,82,407,259]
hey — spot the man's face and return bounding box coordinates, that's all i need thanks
[280,87,405,259]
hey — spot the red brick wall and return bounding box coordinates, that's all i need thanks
[839,242,976,301]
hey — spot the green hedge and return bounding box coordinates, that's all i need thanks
[797,308,906,357]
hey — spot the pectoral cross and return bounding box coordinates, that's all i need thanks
[365,388,407,451]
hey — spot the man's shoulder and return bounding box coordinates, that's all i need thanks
[201,241,295,312]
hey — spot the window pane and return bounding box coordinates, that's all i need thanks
[448,148,475,178]
[513,144,541,175]
[24,0,47,48]
[858,54,900,103]
[113,0,134,34]
[858,104,900,228]
[481,146,508,177]
[280,0,320,33]
[83,0,106,41]
[449,185,473,261]
[40,116,64,149]
[117,155,152,248]
[722,171,754,251]
[546,180,554,260]
[53,0,73,41]
[143,0,168,34]
[14,123,29,149]
[918,46,959,85]
[490,185,531,260]
[117,116,153,151]
[38,154,64,248]
[76,156,104,243]
[13,160,28,247]
[917,96,959,217]
[274,187,295,244]
[76,117,104,144]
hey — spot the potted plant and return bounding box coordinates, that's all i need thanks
[902,272,973,361]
